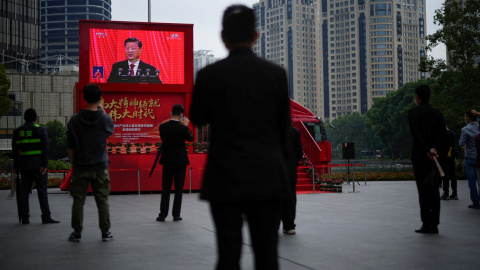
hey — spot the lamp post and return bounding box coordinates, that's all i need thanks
[148,0,151,22]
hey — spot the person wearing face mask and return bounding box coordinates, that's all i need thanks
[408,84,446,234]
[107,37,162,83]
[460,110,480,209]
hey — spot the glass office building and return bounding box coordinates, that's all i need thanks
[41,0,111,72]
[0,0,41,71]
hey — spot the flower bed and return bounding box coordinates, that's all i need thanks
[0,177,10,190]
[312,171,416,184]
[328,171,416,181]
[0,177,64,190]
[0,170,465,190]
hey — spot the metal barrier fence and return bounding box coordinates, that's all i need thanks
[2,168,204,196]
[310,163,367,193]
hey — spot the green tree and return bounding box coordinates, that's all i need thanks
[326,112,382,159]
[419,0,480,145]
[366,80,437,159]
[0,64,12,119]
[421,0,480,79]
[45,120,68,160]
[0,152,13,171]
[428,72,468,136]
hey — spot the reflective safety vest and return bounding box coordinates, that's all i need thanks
[16,123,43,157]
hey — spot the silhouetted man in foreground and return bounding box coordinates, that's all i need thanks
[191,5,292,270]
[408,84,445,234]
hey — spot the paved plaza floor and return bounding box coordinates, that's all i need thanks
[1,180,479,270]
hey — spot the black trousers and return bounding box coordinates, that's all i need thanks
[280,182,297,230]
[20,169,52,221]
[442,157,457,195]
[159,165,186,218]
[210,200,281,270]
[413,161,440,227]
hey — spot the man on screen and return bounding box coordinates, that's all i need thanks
[107,37,162,83]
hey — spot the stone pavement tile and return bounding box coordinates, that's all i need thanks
[0,180,479,270]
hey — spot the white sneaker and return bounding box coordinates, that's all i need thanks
[102,231,114,242]
[282,229,296,235]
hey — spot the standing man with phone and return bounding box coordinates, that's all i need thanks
[156,104,194,222]
[67,84,115,242]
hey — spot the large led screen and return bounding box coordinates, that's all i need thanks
[89,28,185,84]
[78,20,193,146]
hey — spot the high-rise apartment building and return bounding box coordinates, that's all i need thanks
[194,50,219,81]
[193,50,219,143]
[41,0,111,72]
[253,0,427,121]
[253,0,321,116]
[0,0,41,72]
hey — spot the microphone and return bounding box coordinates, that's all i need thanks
[136,68,141,76]
[145,69,150,76]
[128,68,132,76]
[155,69,159,77]
[118,68,123,76]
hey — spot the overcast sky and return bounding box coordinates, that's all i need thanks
[111,0,446,60]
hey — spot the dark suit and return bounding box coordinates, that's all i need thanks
[408,102,445,229]
[158,120,193,218]
[281,126,303,231]
[107,60,162,83]
[441,129,457,196]
[191,47,291,270]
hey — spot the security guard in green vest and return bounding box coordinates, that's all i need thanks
[12,108,59,225]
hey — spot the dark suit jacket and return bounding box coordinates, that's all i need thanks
[190,47,292,202]
[107,60,162,83]
[408,102,446,163]
[159,120,194,167]
[287,126,303,183]
[445,129,457,159]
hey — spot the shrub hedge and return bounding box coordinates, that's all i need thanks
[0,177,64,190]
